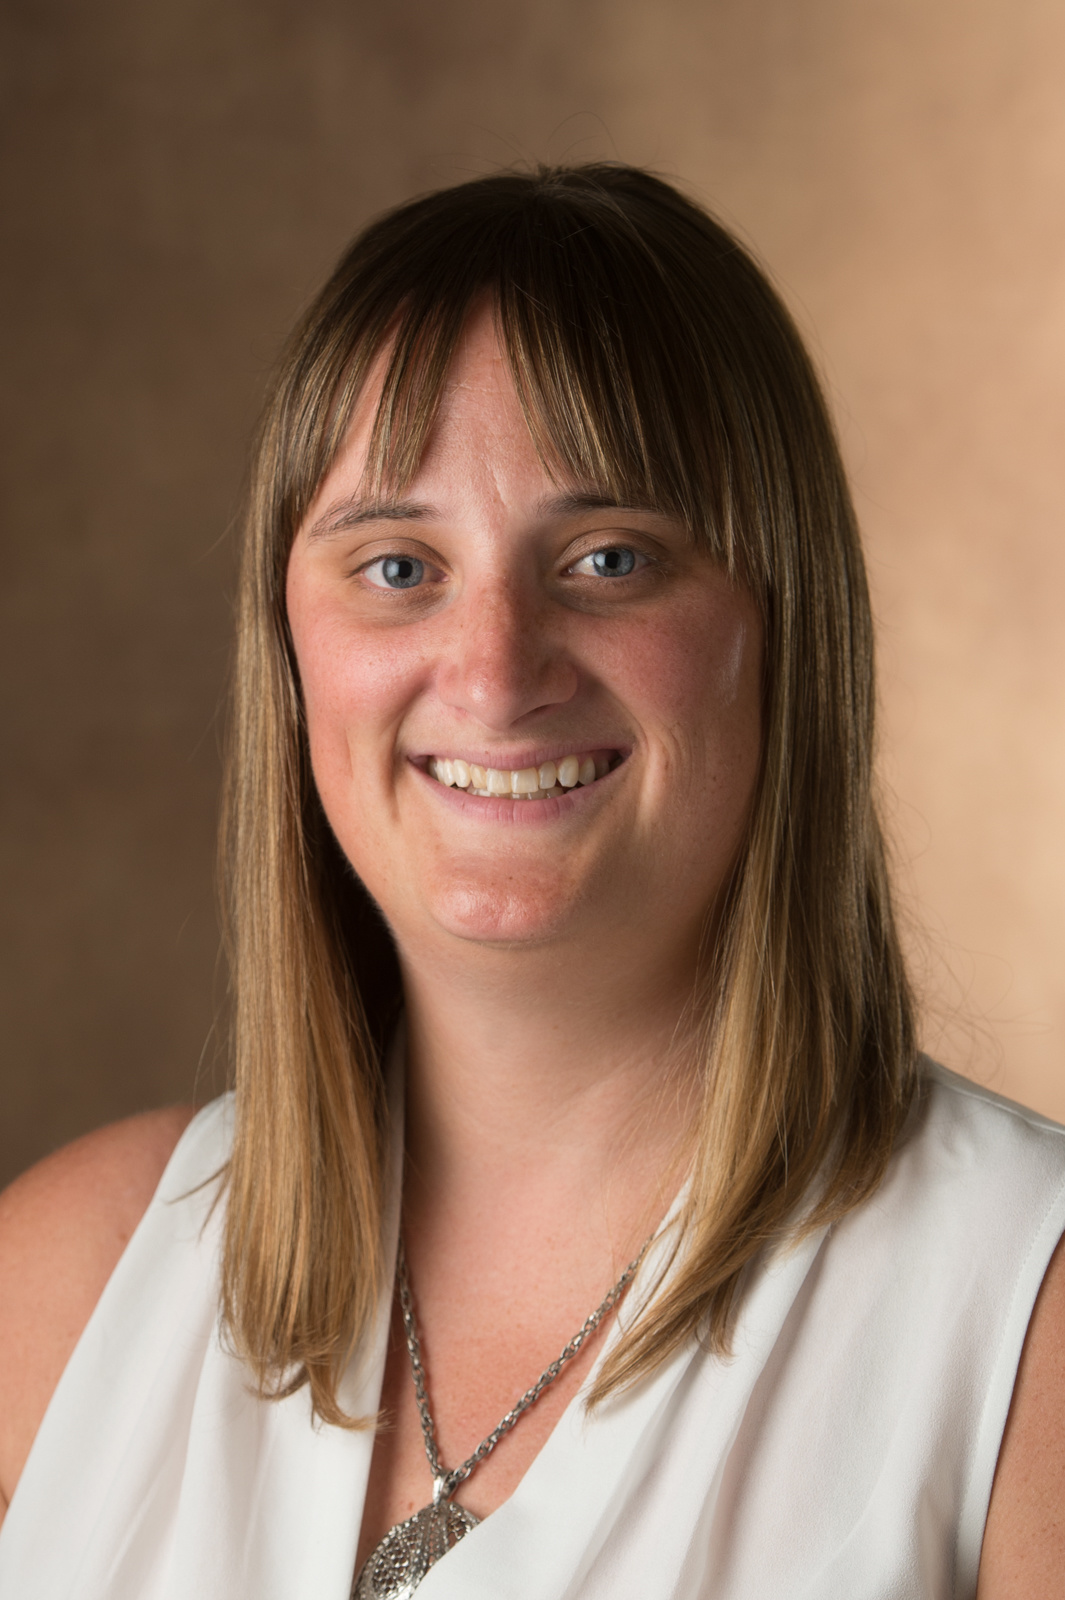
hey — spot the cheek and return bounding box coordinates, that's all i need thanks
[599,592,763,775]
[299,626,401,744]
[597,588,764,909]
[286,579,423,802]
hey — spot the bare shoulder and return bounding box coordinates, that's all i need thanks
[0,1106,196,1518]
[978,1228,1065,1597]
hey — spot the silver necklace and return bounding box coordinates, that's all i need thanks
[352,1237,649,1599]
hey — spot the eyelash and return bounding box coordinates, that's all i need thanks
[359,545,650,591]
[567,547,648,579]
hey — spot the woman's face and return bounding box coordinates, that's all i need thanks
[286,308,763,972]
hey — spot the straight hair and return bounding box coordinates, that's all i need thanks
[220,163,917,1425]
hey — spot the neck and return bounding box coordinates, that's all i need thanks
[398,928,701,1267]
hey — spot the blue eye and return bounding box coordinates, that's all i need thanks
[593,548,636,576]
[573,547,640,577]
[365,555,426,590]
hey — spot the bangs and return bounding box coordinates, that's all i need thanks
[279,167,814,593]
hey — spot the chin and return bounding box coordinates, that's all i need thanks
[426,878,579,946]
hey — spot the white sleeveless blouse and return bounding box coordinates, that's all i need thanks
[2,1061,1065,1600]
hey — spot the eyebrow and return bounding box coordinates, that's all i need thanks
[538,491,661,517]
[305,498,437,540]
[304,489,663,541]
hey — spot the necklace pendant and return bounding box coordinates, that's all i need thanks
[352,1498,481,1600]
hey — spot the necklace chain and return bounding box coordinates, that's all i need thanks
[352,1237,651,1598]
[398,1234,651,1502]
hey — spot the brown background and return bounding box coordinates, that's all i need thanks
[3,0,1064,1188]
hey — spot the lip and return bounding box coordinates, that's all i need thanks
[409,750,627,822]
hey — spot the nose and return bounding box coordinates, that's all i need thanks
[435,573,579,730]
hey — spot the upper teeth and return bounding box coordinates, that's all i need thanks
[428,753,608,798]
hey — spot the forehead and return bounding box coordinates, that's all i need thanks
[294,296,721,563]
[305,308,570,526]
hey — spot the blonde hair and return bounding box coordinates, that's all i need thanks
[221,163,916,1425]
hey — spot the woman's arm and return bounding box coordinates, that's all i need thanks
[978,1230,1065,1596]
[0,1108,194,1527]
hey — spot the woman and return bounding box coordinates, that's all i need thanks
[0,163,1062,1599]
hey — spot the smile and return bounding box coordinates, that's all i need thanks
[427,751,621,800]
